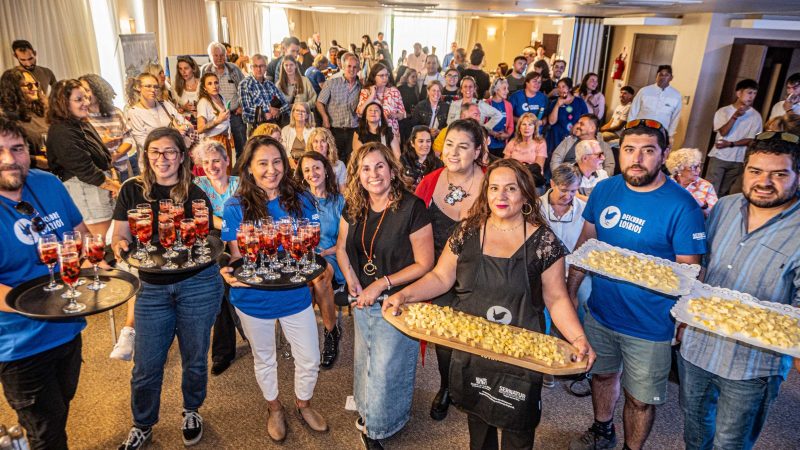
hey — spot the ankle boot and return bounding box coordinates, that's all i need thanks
[320,324,341,369]
[429,387,450,421]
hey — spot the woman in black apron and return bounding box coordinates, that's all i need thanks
[385,159,594,449]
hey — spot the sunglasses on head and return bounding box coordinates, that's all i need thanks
[755,131,800,144]
[624,119,669,142]
[15,200,46,233]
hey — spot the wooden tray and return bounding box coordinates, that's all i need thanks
[383,306,588,375]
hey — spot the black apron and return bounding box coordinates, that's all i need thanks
[449,222,545,433]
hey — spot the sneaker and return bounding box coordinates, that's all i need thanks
[568,423,617,450]
[118,426,152,450]
[110,327,136,361]
[181,410,203,446]
[355,416,366,433]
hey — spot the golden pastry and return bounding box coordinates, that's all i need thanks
[583,249,680,291]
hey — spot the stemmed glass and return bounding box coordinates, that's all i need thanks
[84,234,107,290]
[194,211,211,263]
[158,217,178,269]
[242,231,263,283]
[237,226,255,278]
[62,231,85,285]
[261,226,281,280]
[279,218,295,273]
[38,234,62,291]
[308,221,322,270]
[300,225,315,275]
[171,205,186,251]
[58,249,85,313]
[159,203,178,259]
[289,235,307,283]
[135,213,157,268]
[180,219,198,268]
[256,219,273,275]
[136,204,157,252]
[127,209,145,259]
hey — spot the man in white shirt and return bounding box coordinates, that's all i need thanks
[573,139,609,201]
[628,65,682,139]
[405,43,427,75]
[768,72,800,120]
[707,78,762,197]
[600,86,635,143]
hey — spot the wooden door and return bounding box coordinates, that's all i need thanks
[628,34,676,92]
[542,34,560,59]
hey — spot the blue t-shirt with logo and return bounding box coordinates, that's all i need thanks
[488,100,508,150]
[222,193,318,319]
[0,169,86,362]
[509,90,548,120]
[583,175,706,341]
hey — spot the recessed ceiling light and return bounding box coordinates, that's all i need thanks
[524,8,560,13]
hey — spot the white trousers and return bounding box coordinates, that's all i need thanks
[235,305,320,401]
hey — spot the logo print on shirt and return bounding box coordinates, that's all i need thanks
[486,306,512,325]
[13,218,40,245]
[599,206,621,229]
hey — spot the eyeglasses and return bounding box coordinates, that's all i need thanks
[624,119,669,142]
[140,84,159,90]
[755,131,800,144]
[20,81,40,90]
[592,152,605,158]
[147,150,180,161]
[15,200,46,233]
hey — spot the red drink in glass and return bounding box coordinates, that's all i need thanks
[159,222,176,249]
[39,243,58,265]
[245,239,259,263]
[171,207,185,227]
[195,215,209,238]
[236,230,249,256]
[127,213,139,235]
[181,222,197,247]
[136,219,153,243]
[60,255,81,285]
[87,242,105,264]
[290,239,305,261]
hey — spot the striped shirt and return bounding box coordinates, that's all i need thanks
[680,193,800,380]
[317,76,362,128]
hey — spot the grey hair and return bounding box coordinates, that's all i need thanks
[340,52,360,66]
[251,53,267,64]
[207,41,226,57]
[552,163,580,187]
[665,148,703,175]
[489,77,509,97]
[195,139,228,163]
[575,139,601,160]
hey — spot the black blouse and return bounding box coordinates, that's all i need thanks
[46,120,111,186]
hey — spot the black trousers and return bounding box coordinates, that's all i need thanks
[211,287,245,364]
[467,413,535,450]
[229,113,247,161]
[0,335,82,450]
[436,344,452,390]
[331,127,356,165]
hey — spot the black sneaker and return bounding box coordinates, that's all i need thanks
[182,410,203,446]
[320,324,341,370]
[118,426,152,450]
[360,432,384,450]
[568,423,617,450]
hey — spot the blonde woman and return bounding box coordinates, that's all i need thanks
[142,62,175,104]
[281,102,315,165]
[306,127,347,190]
[503,112,547,168]
[665,148,718,216]
[252,122,282,140]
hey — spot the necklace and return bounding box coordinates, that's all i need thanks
[488,219,524,232]
[360,203,389,276]
[445,169,475,206]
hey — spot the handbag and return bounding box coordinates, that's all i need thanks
[158,101,200,148]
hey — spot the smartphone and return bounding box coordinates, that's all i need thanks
[225,100,232,110]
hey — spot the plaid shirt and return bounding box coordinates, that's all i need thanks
[317,76,362,128]
[684,177,718,210]
[680,194,800,380]
[238,75,289,125]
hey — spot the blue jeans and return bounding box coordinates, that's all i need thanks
[230,113,246,160]
[131,265,223,427]
[353,303,418,440]
[678,355,782,450]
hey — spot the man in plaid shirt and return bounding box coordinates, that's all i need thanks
[316,52,362,163]
[238,54,289,137]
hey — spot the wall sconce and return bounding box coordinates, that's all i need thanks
[487,26,497,39]
[129,18,136,33]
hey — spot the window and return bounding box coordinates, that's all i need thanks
[262,6,290,58]
[391,15,456,64]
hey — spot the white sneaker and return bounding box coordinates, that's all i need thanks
[110,327,136,361]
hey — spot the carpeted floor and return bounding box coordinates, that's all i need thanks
[1,305,798,450]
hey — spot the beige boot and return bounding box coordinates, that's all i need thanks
[267,404,287,442]
[296,400,329,432]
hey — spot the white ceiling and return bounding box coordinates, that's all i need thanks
[255,0,800,17]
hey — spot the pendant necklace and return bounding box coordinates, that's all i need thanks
[445,168,475,206]
[361,203,389,276]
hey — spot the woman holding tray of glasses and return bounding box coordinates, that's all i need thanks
[219,135,328,442]
[384,159,594,450]
[335,142,433,449]
[110,127,223,450]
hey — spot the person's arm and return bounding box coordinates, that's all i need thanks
[446,100,460,125]
[549,138,568,172]
[542,256,595,368]
[390,132,401,160]
[534,142,547,168]
[566,221,597,306]
[316,83,332,128]
[383,235,458,314]
[356,88,374,116]
[548,98,562,125]
[352,133,363,153]
[601,140,615,174]
[358,223,434,308]
[238,79,257,123]
[594,94,606,121]
[482,103,502,130]
[668,93,682,138]
[335,218,361,296]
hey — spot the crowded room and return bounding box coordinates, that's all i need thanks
[1,0,799,449]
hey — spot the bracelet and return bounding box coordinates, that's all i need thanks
[384,275,393,290]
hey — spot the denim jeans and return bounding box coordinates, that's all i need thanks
[230,113,246,160]
[678,355,783,450]
[0,335,81,450]
[353,303,419,440]
[131,265,223,427]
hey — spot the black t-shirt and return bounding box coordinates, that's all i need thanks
[344,193,431,295]
[463,68,490,99]
[112,178,214,284]
[441,87,461,104]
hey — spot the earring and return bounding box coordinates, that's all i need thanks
[522,203,533,216]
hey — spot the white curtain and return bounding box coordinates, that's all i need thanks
[157,0,210,57]
[455,17,474,50]
[307,12,389,54]
[219,1,265,56]
[0,0,100,79]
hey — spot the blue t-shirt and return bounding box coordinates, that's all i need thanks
[0,170,86,362]
[221,193,318,319]
[311,192,345,285]
[194,176,240,218]
[488,100,508,150]
[583,175,707,341]
[509,90,548,120]
[304,67,326,95]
